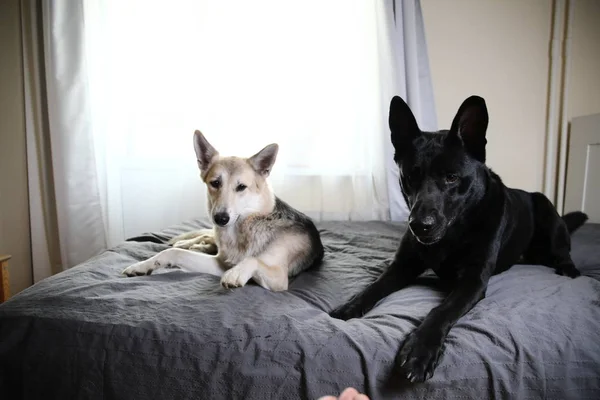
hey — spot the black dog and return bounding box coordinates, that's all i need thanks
[330,95,587,383]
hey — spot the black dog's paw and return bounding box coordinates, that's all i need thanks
[556,263,581,278]
[330,300,364,321]
[396,331,444,383]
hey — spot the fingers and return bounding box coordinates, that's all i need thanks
[318,387,370,400]
[339,387,360,400]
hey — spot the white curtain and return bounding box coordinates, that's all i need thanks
[381,0,438,220]
[26,0,436,277]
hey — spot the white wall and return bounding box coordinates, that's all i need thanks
[421,0,600,193]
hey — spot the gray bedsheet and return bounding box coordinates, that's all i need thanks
[0,220,599,400]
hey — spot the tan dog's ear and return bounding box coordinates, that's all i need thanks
[248,143,278,177]
[193,130,218,175]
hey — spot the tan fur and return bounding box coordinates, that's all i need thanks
[169,229,217,254]
[122,130,319,292]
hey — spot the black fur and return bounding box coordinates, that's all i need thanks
[562,211,588,233]
[330,95,587,383]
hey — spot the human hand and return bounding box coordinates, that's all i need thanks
[317,387,370,400]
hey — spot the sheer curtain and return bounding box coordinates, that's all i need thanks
[84,0,391,241]
[26,0,436,277]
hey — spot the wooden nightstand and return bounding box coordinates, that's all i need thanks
[0,255,10,303]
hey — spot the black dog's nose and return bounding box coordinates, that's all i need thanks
[409,214,436,236]
[214,212,230,226]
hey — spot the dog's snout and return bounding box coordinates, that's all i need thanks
[214,212,230,226]
[408,213,437,236]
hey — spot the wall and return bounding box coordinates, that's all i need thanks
[422,0,600,197]
[567,0,600,120]
[421,0,553,192]
[0,0,33,295]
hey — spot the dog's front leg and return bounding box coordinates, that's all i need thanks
[220,258,260,289]
[330,234,425,320]
[396,269,490,383]
[122,248,225,277]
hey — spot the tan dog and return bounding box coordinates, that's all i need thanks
[122,130,324,291]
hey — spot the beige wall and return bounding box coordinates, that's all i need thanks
[422,0,600,193]
[421,0,552,192]
[568,0,600,120]
[0,0,33,295]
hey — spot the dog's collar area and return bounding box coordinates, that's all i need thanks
[413,235,442,246]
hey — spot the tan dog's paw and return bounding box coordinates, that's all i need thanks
[122,259,157,276]
[171,238,195,249]
[220,265,254,289]
[171,232,217,254]
[189,242,218,254]
[169,229,214,244]
[171,237,206,249]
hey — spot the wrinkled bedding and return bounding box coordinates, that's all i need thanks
[0,219,599,399]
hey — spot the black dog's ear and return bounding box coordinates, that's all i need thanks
[389,96,420,158]
[449,95,489,162]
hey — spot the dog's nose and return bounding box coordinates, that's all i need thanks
[214,212,230,226]
[408,214,436,236]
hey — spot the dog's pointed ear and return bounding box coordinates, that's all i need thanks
[193,130,219,174]
[449,96,489,162]
[248,143,278,177]
[389,96,419,158]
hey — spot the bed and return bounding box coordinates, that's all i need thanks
[1,219,599,399]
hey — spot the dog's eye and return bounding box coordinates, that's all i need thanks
[210,179,221,189]
[445,173,459,184]
[236,184,247,192]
